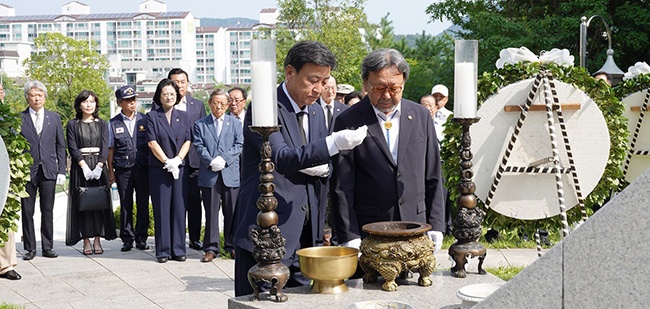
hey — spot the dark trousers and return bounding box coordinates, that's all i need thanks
[234,220,312,297]
[150,166,187,258]
[115,165,150,245]
[200,177,238,253]
[186,167,203,243]
[21,165,56,252]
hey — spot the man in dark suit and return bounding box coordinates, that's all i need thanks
[330,48,446,255]
[19,80,67,260]
[108,85,150,252]
[193,88,243,262]
[168,68,207,251]
[319,76,349,135]
[233,41,368,296]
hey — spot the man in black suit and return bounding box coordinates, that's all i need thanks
[330,48,446,255]
[108,85,150,252]
[168,68,207,251]
[233,41,368,296]
[19,80,67,260]
[227,86,247,128]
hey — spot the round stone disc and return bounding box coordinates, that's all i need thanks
[621,89,650,183]
[472,79,610,220]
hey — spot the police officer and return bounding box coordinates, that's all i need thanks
[107,85,151,252]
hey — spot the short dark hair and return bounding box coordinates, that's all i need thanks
[152,79,181,107]
[344,91,364,105]
[228,86,248,100]
[361,48,409,81]
[168,68,189,81]
[74,90,100,120]
[284,41,336,73]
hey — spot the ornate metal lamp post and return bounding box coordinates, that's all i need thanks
[245,39,290,302]
[579,15,625,85]
[448,40,487,278]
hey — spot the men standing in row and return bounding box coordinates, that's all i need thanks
[330,48,446,255]
[168,68,207,251]
[193,89,243,262]
[319,76,349,134]
[108,85,150,252]
[233,41,367,296]
[227,87,247,128]
[19,80,67,260]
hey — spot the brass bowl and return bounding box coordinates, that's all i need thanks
[362,221,432,237]
[296,246,359,294]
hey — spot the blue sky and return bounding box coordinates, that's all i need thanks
[3,0,452,35]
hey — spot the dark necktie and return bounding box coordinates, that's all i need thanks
[297,112,307,145]
[326,105,332,129]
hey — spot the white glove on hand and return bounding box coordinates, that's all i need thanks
[166,156,183,169]
[332,125,368,151]
[299,164,330,177]
[427,230,444,255]
[91,165,103,180]
[171,167,180,179]
[82,165,93,181]
[342,238,361,250]
[210,156,226,172]
[56,174,66,185]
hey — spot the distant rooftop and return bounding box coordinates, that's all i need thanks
[0,11,189,22]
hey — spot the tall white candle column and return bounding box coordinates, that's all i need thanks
[251,39,278,127]
[454,40,478,118]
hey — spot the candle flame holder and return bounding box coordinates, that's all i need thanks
[449,117,487,278]
[247,125,290,302]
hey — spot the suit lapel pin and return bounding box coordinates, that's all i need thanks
[408,115,413,120]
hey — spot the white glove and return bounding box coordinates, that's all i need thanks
[56,174,66,185]
[427,230,444,255]
[299,164,330,177]
[342,238,361,250]
[91,165,103,180]
[171,167,180,179]
[165,156,183,170]
[210,156,226,172]
[82,165,93,181]
[332,125,368,151]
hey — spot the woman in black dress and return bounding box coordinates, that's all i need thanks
[66,90,117,255]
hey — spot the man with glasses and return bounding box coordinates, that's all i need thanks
[319,76,349,134]
[227,87,247,128]
[330,48,446,258]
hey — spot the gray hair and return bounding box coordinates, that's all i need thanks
[209,88,229,102]
[361,48,410,81]
[24,80,48,100]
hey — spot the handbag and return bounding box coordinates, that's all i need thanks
[76,179,111,212]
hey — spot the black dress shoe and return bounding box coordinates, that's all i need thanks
[189,241,202,250]
[22,251,35,261]
[42,250,58,258]
[0,270,21,280]
[201,251,216,263]
[157,257,168,263]
[135,242,150,250]
[121,243,133,252]
[171,255,186,262]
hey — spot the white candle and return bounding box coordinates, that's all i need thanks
[454,62,477,118]
[251,61,277,126]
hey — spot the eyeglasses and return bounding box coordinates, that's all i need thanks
[229,98,245,104]
[370,85,403,95]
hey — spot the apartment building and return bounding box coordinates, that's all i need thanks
[0,1,278,86]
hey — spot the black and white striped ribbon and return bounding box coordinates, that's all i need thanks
[542,75,569,238]
[632,150,650,156]
[485,73,544,208]
[547,73,588,223]
[534,229,542,257]
[622,88,650,178]
[503,166,572,174]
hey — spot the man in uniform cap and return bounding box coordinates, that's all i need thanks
[430,84,452,142]
[108,85,151,252]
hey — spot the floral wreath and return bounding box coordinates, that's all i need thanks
[439,48,628,235]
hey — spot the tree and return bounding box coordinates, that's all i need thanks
[364,13,397,51]
[399,33,455,102]
[23,33,112,123]
[275,0,371,89]
[426,0,650,77]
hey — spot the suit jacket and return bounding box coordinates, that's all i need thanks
[330,97,446,243]
[319,98,349,135]
[192,114,243,188]
[20,108,66,180]
[109,112,149,168]
[234,83,331,257]
[184,95,207,169]
[146,106,191,168]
